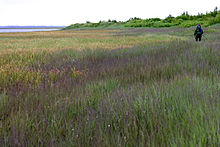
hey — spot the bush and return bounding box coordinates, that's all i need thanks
[172,19,184,25]
[153,22,175,27]
[148,18,161,22]
[164,15,175,23]
[207,13,220,25]
[176,12,191,20]
[64,7,220,29]
[180,20,204,28]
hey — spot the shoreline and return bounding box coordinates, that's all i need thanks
[0,28,60,33]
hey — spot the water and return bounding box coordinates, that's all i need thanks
[0,29,59,33]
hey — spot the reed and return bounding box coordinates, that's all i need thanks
[0,27,219,146]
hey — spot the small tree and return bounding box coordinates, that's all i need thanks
[211,7,218,17]
[165,15,175,23]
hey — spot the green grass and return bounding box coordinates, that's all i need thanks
[0,26,219,146]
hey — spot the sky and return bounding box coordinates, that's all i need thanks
[0,0,219,26]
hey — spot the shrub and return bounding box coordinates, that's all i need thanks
[64,7,220,29]
[207,13,220,25]
[164,15,175,23]
[180,20,204,28]
[153,22,175,27]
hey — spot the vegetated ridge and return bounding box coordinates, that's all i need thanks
[64,7,220,29]
[0,26,66,29]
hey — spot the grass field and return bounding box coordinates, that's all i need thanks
[0,26,220,146]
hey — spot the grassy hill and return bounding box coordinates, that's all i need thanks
[64,7,220,29]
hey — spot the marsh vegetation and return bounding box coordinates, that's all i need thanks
[0,25,219,146]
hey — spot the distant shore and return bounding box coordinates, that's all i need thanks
[0,28,60,33]
[0,26,66,29]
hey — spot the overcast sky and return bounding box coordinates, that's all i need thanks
[0,0,219,26]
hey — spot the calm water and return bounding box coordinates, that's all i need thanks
[0,29,59,33]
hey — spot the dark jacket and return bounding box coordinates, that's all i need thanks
[194,25,203,35]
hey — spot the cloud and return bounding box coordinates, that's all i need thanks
[0,0,219,26]
[1,0,34,5]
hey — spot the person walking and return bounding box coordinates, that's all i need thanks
[194,24,203,41]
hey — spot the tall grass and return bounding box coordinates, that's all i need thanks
[0,26,219,146]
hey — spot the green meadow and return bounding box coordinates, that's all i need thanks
[0,25,219,146]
